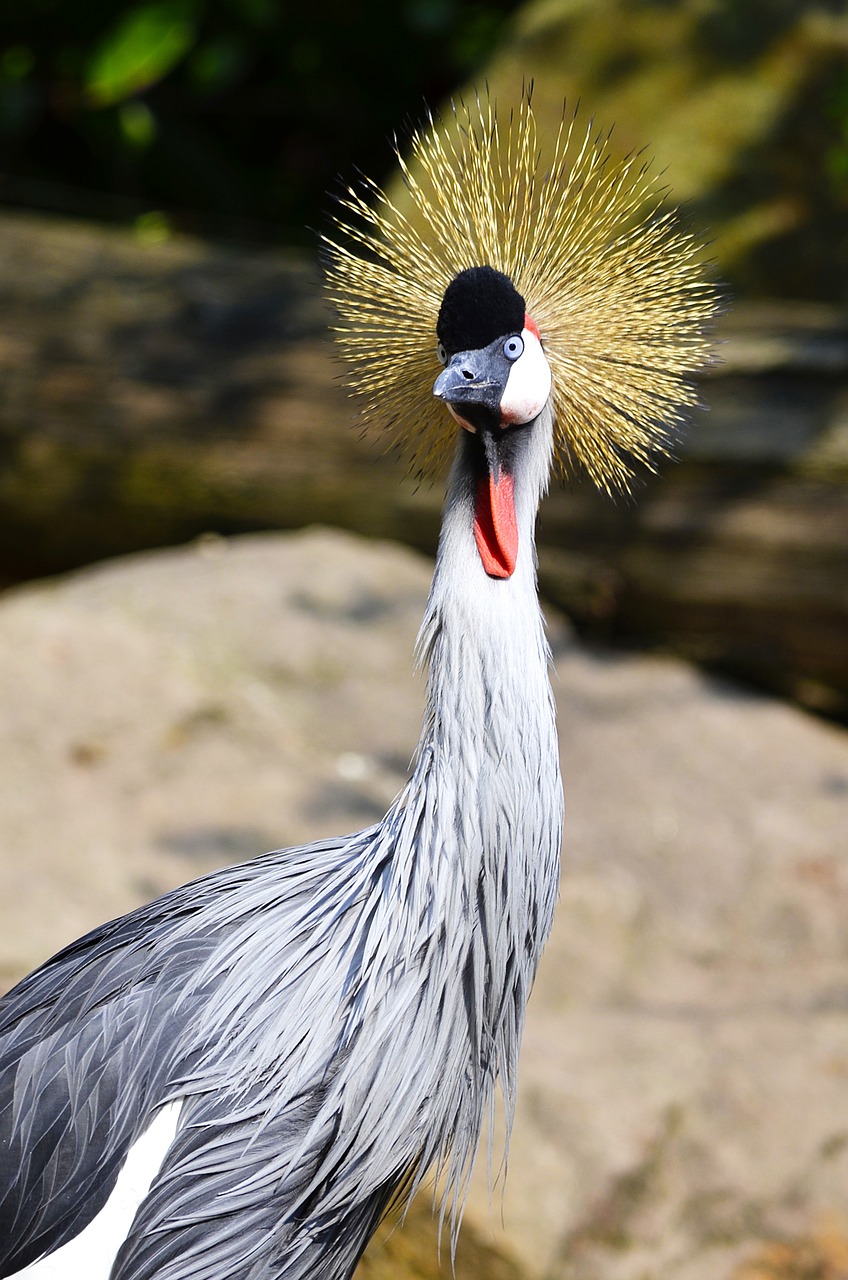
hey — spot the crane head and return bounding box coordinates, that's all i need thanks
[433,266,552,434]
[324,90,718,496]
[433,265,553,577]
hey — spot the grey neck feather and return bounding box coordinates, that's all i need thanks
[384,399,564,1211]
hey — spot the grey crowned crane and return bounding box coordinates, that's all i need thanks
[0,93,715,1279]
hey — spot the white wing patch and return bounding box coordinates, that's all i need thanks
[9,1099,183,1280]
[500,329,552,426]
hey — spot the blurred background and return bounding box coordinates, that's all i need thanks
[0,0,515,245]
[2,0,847,284]
[0,0,845,715]
[0,0,845,711]
[0,3,847,1279]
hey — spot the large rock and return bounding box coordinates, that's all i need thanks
[0,528,846,1277]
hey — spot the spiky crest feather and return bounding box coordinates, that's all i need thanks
[324,88,717,493]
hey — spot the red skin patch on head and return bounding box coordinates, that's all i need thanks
[474,472,518,578]
[524,313,540,340]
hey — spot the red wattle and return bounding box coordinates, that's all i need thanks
[524,312,540,340]
[474,473,518,578]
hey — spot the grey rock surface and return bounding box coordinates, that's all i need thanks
[0,527,846,1278]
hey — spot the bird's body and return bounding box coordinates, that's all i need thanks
[0,92,715,1278]
[0,407,561,1278]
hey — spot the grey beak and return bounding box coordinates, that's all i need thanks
[433,350,504,416]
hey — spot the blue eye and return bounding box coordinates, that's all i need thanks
[503,335,524,361]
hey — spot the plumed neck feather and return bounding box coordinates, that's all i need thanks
[380,402,562,1208]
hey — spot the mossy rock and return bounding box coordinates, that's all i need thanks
[465,0,848,302]
[358,1196,525,1280]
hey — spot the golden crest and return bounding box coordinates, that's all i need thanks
[324,89,718,493]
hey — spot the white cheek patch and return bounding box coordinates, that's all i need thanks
[500,328,552,425]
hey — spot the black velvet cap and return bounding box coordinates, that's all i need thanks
[436,266,526,356]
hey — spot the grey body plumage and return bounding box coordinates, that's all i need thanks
[0,404,562,1278]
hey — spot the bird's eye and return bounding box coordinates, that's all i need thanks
[437,342,447,366]
[503,335,524,361]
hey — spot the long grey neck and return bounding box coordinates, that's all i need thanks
[412,401,560,858]
[380,404,563,1195]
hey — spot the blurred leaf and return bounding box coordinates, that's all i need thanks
[134,209,172,243]
[119,99,157,147]
[86,1,198,107]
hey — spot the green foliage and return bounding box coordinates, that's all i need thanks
[86,1,197,105]
[0,0,519,246]
[118,100,157,148]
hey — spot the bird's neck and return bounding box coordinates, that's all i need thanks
[415,449,557,810]
[360,407,562,1208]
[414,404,559,811]
[410,515,562,916]
[389,400,562,1055]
